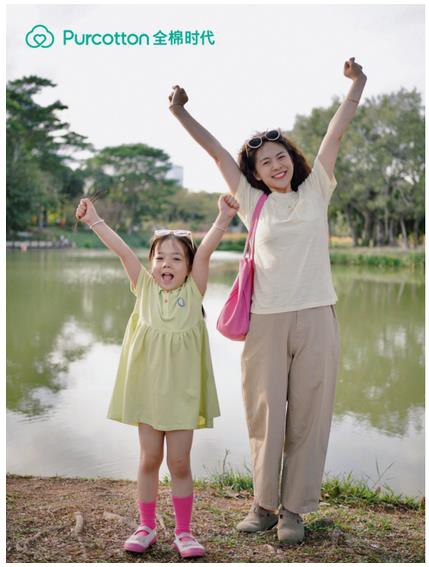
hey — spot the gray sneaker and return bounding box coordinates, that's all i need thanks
[236,503,278,532]
[277,508,304,543]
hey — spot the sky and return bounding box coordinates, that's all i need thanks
[6,2,426,194]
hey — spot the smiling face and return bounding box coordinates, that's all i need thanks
[150,237,190,291]
[253,142,294,193]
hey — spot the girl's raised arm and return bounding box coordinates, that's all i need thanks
[191,194,239,296]
[317,58,367,179]
[76,198,142,288]
[169,85,241,195]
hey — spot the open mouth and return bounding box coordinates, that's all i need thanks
[272,170,287,180]
[161,273,174,283]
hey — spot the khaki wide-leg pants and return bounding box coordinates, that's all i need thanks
[241,305,340,514]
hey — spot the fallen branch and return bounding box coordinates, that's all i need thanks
[156,513,168,534]
[102,511,136,530]
[15,522,68,552]
[72,511,84,536]
[71,511,88,561]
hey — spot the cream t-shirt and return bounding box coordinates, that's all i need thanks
[236,156,337,314]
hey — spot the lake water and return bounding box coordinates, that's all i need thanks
[6,249,425,497]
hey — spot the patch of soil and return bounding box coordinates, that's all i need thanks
[6,475,425,563]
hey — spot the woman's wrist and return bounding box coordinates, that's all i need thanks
[169,104,184,115]
[214,213,232,230]
[352,73,367,86]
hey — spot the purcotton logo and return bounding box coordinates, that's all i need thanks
[25,25,55,48]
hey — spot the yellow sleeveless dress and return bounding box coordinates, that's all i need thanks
[107,265,220,430]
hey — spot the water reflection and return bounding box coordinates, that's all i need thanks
[333,267,424,437]
[6,250,424,494]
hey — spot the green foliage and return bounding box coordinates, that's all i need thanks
[40,226,149,249]
[7,76,425,248]
[82,144,179,230]
[216,238,247,252]
[329,250,424,268]
[289,89,425,248]
[6,76,90,231]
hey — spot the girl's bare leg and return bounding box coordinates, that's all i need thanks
[137,423,165,501]
[166,430,194,496]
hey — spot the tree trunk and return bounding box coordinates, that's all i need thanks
[362,211,372,246]
[399,217,409,249]
[345,208,358,246]
[38,207,44,229]
[413,218,420,248]
[388,219,397,246]
[384,209,390,246]
[374,220,383,247]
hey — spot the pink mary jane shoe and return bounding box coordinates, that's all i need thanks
[123,526,157,553]
[173,532,205,558]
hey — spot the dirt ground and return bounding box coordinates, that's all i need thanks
[6,475,425,563]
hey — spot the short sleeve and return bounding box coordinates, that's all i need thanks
[130,264,150,297]
[187,273,203,299]
[299,157,337,205]
[235,173,263,229]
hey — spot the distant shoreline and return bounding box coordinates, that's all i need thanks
[6,236,425,269]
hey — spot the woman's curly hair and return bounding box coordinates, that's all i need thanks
[237,131,312,194]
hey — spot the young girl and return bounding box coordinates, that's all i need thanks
[75,193,239,557]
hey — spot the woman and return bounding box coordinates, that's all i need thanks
[169,58,366,544]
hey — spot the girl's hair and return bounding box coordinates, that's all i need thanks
[237,131,312,194]
[148,234,206,317]
[148,233,197,269]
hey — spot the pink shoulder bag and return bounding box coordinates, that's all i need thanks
[216,193,268,341]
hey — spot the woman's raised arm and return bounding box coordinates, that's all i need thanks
[169,85,241,194]
[317,58,367,179]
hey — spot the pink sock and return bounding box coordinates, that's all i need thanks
[172,493,193,535]
[137,499,156,532]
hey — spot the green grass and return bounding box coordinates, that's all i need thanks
[164,448,422,510]
[329,251,424,268]
[320,474,421,509]
[208,470,254,492]
[204,471,422,509]
[21,226,150,249]
[194,462,421,510]
[216,238,247,252]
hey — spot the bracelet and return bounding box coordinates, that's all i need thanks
[347,98,360,104]
[212,223,227,232]
[89,219,104,230]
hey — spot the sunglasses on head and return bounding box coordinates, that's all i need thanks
[246,129,281,150]
[154,229,193,243]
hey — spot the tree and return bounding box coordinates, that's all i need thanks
[81,144,180,231]
[288,89,425,246]
[6,76,91,231]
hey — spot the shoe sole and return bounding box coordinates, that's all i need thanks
[236,521,278,533]
[277,532,304,544]
[124,537,157,553]
[173,543,205,558]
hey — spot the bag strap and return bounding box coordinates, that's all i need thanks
[243,193,268,259]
